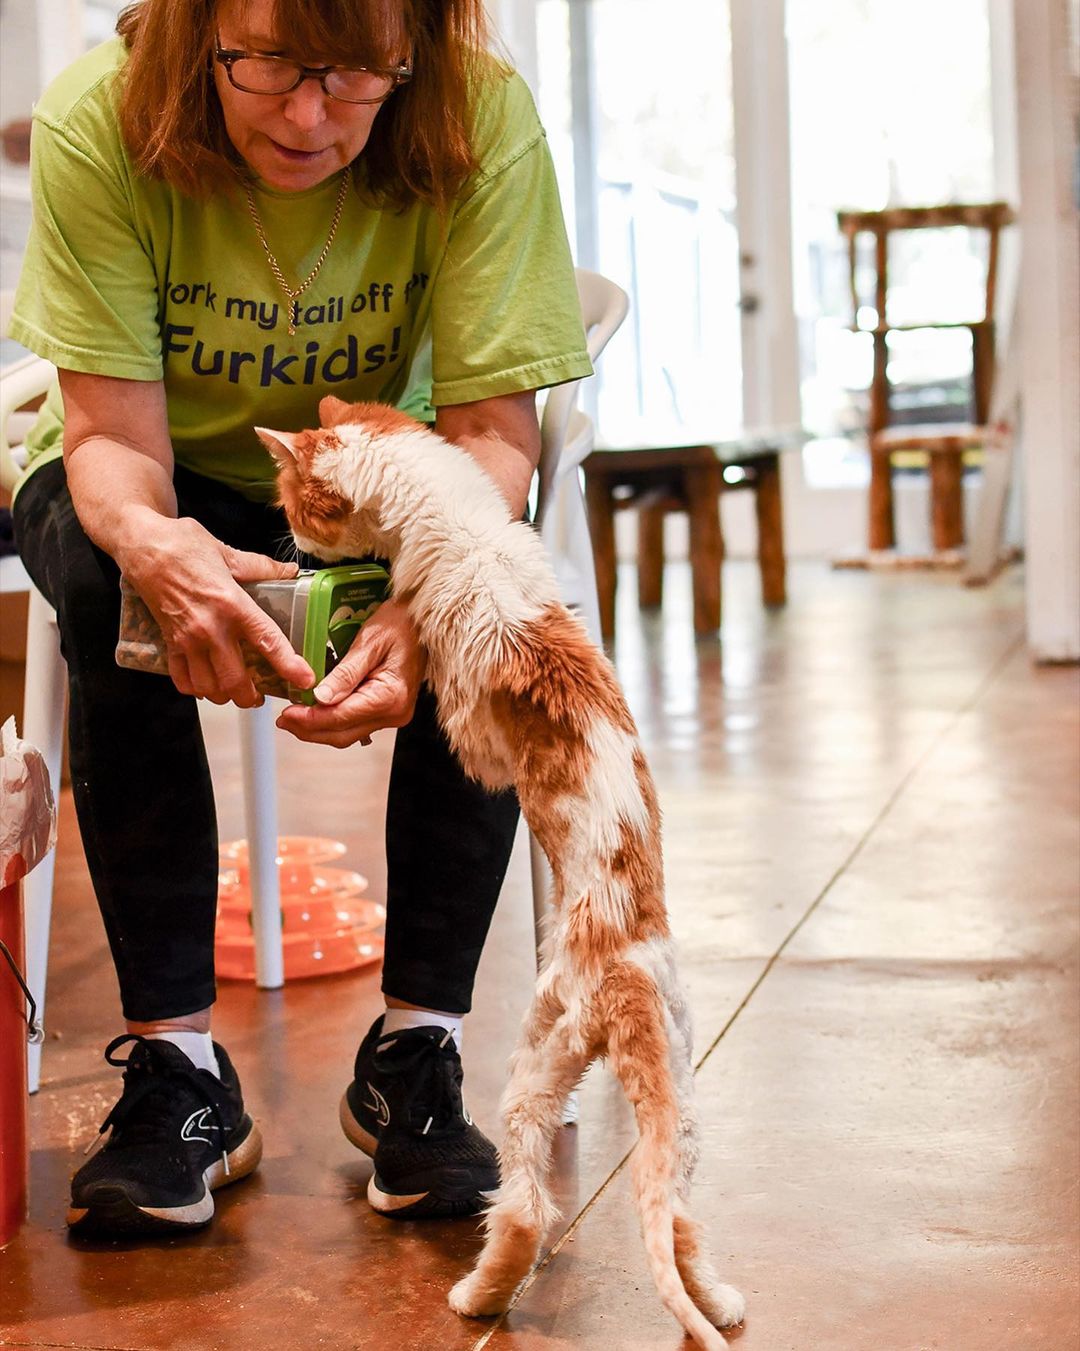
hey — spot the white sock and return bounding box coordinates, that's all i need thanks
[379,1006,463,1051]
[147,1030,221,1078]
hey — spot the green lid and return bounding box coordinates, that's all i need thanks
[290,564,391,705]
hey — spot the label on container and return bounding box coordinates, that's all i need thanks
[292,565,391,705]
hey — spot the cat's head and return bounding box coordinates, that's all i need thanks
[256,396,413,560]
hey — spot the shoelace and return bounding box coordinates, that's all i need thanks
[85,1034,232,1176]
[377,1027,461,1136]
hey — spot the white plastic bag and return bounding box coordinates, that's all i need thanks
[0,716,57,888]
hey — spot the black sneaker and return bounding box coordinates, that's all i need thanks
[339,1018,500,1219]
[67,1034,262,1236]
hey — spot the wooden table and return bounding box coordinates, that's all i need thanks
[582,440,788,638]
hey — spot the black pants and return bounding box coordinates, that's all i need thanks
[13,458,519,1023]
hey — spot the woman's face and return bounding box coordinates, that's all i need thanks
[213,0,392,192]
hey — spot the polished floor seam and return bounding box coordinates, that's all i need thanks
[468,626,1026,1350]
[692,626,1027,1073]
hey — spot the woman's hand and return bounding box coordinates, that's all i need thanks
[274,597,426,748]
[56,369,315,709]
[120,514,315,708]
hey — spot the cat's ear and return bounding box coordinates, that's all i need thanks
[255,426,301,466]
[319,395,356,427]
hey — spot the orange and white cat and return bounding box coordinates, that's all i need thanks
[258,397,745,1349]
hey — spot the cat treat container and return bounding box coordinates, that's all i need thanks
[116,563,391,704]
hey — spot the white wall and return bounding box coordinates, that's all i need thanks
[0,2,39,127]
[1013,0,1080,661]
[484,0,540,93]
[0,0,85,117]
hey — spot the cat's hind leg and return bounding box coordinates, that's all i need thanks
[603,961,740,1350]
[448,1007,590,1318]
[663,980,746,1331]
[673,1207,747,1331]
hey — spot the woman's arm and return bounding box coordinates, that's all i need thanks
[59,369,314,706]
[435,389,540,518]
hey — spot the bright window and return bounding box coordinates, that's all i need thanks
[787,0,996,466]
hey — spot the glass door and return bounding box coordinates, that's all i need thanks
[536,0,745,443]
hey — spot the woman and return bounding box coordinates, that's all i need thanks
[11,0,591,1236]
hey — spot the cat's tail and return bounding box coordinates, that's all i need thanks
[605,961,739,1351]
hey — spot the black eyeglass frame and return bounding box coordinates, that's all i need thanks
[213,38,413,105]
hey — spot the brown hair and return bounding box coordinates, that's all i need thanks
[115,0,503,211]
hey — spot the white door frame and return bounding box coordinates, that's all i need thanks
[729,0,801,430]
[1012,0,1080,661]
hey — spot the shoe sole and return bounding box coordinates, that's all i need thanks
[66,1121,264,1236]
[338,1092,497,1220]
[339,1091,379,1157]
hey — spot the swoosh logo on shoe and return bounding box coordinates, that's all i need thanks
[180,1107,221,1145]
[363,1082,391,1128]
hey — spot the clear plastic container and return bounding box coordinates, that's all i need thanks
[115,564,391,703]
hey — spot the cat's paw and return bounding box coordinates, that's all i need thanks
[708,1283,746,1329]
[448,1273,512,1318]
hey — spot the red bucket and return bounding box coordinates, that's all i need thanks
[0,717,58,1248]
[0,878,29,1248]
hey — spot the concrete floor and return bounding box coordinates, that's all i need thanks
[2,560,1078,1351]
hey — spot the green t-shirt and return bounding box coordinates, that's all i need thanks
[11,38,592,501]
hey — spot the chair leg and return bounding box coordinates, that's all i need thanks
[239,703,284,989]
[965,429,1012,585]
[868,449,896,551]
[22,591,66,1094]
[636,502,665,608]
[754,456,787,606]
[684,464,722,635]
[557,477,605,646]
[930,452,964,551]
[584,475,617,641]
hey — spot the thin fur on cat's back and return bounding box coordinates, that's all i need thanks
[257,397,745,1349]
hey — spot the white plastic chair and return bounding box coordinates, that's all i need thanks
[1,302,68,1095]
[1,268,628,1092]
[529,270,628,1126]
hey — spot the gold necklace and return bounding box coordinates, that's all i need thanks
[244,169,350,336]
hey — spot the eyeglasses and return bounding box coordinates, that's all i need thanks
[214,37,412,105]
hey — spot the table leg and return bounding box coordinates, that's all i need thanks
[685,464,722,635]
[755,454,787,606]
[584,474,618,641]
[868,447,896,551]
[930,451,964,551]
[637,502,665,608]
